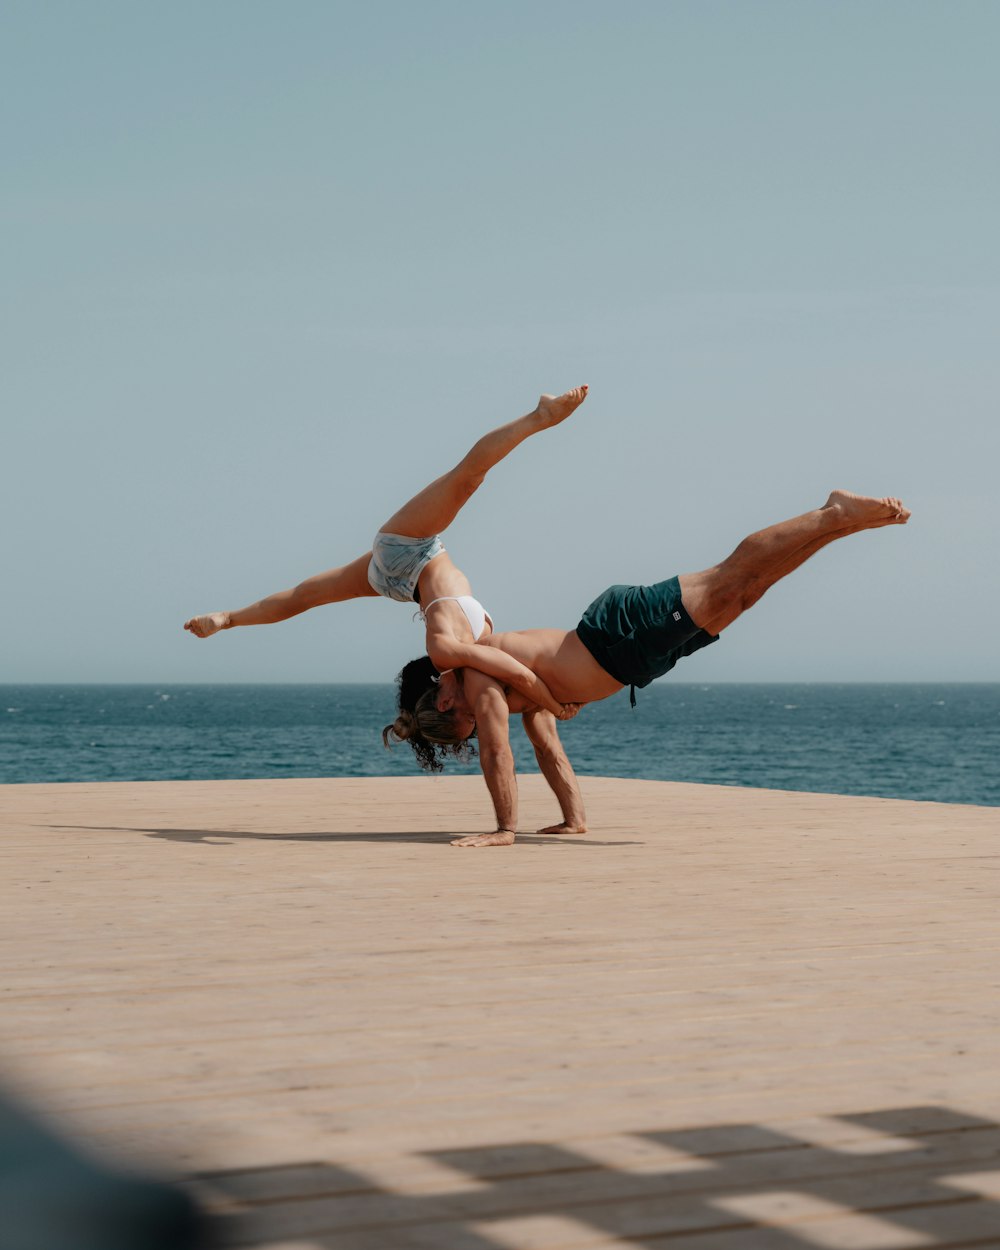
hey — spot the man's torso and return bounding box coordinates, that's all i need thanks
[480,629,623,707]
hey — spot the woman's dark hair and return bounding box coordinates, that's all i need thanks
[382,656,476,773]
[397,655,439,713]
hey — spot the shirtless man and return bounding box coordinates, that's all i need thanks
[386,490,911,846]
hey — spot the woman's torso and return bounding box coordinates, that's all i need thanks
[417,553,493,643]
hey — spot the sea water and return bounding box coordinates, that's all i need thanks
[2,684,998,806]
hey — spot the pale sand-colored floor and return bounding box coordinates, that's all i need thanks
[2,775,999,1249]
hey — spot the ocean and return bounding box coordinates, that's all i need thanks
[2,684,998,807]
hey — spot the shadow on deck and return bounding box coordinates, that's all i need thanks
[201,1104,1000,1249]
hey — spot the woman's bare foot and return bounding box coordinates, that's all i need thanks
[183,612,230,638]
[451,830,516,847]
[534,385,589,429]
[824,490,911,526]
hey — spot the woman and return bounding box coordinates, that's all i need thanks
[184,386,588,767]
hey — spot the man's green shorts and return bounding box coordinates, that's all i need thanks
[576,577,719,704]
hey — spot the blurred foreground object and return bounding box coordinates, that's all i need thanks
[0,1088,206,1250]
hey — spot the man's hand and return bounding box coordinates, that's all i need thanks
[452,829,516,848]
[537,822,588,835]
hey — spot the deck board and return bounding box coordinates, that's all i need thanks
[2,775,999,1248]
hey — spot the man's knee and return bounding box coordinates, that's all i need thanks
[686,572,762,632]
[722,577,768,620]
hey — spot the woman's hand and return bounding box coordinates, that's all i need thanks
[556,703,582,721]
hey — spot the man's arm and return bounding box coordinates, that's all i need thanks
[451,670,519,848]
[521,708,588,835]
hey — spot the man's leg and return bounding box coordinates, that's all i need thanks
[678,490,910,637]
[380,386,588,538]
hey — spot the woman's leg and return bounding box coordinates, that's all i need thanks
[380,386,588,538]
[677,490,910,637]
[184,551,377,637]
[185,386,588,639]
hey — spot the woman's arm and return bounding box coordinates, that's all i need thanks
[426,634,572,719]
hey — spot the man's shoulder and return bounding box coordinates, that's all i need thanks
[464,666,531,713]
[463,666,507,701]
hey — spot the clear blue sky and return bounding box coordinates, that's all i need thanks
[3,1,998,683]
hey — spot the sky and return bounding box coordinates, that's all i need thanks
[3,1,998,684]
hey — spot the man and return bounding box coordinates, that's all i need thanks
[428,490,910,846]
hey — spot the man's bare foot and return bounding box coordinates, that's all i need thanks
[537,823,587,835]
[824,490,911,526]
[184,612,230,638]
[451,830,516,847]
[534,385,588,429]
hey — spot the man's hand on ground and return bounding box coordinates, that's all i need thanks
[536,822,588,835]
[451,830,516,848]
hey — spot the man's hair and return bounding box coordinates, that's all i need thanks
[382,656,476,773]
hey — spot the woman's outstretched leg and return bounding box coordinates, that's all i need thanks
[678,490,910,637]
[380,386,588,538]
[184,551,377,637]
[185,386,587,639]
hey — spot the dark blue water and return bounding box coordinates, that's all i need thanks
[2,684,998,806]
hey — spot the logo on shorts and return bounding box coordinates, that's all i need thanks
[673,611,682,621]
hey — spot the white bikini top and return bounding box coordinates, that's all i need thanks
[417,595,494,642]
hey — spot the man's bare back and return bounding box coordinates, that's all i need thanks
[479,629,622,708]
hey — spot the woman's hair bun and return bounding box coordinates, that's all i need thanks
[384,657,477,773]
[382,710,416,747]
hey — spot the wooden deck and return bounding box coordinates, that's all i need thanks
[2,775,1000,1249]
